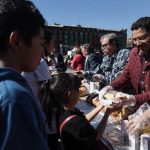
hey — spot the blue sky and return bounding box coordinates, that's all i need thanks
[32,0,150,36]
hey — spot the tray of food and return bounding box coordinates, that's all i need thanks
[99,91,135,124]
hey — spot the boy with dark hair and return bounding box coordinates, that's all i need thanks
[0,0,49,149]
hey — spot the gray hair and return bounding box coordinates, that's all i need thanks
[100,33,119,48]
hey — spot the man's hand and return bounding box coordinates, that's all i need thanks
[126,108,150,134]
[105,102,123,114]
[126,115,143,134]
[114,92,136,107]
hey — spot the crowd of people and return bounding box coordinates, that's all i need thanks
[0,0,150,150]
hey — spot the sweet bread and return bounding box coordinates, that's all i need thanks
[104,93,115,100]
[119,96,127,101]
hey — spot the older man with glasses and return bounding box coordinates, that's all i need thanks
[101,16,150,111]
[85,33,130,88]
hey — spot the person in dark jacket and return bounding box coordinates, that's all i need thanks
[81,44,103,80]
[50,48,67,72]
[87,49,103,71]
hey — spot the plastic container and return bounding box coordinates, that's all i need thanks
[128,131,140,150]
[121,120,130,146]
[140,134,150,150]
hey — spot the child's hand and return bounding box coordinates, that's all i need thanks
[106,101,123,114]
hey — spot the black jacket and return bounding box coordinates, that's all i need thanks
[84,52,103,72]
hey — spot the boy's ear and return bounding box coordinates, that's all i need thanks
[9,31,22,52]
[68,91,75,99]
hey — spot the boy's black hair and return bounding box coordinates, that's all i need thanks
[0,0,46,51]
[131,17,150,32]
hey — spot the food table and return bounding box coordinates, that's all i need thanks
[76,96,150,150]
[67,69,149,149]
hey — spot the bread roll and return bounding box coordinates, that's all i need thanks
[104,93,115,100]
[119,96,127,101]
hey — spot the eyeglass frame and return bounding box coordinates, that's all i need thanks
[101,42,111,49]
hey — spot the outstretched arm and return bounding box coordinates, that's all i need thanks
[96,102,122,140]
[86,104,104,122]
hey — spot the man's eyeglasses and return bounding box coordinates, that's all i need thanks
[101,43,110,49]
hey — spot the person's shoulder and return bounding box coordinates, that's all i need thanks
[130,47,138,53]
[129,47,139,56]
[88,53,96,59]
[89,53,95,57]
[75,54,84,59]
[21,71,35,79]
[90,52,103,60]
[39,58,48,66]
[36,59,49,71]
[118,48,130,54]
[103,55,109,60]
[0,71,34,106]
[60,109,84,122]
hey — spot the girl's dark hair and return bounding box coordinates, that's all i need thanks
[86,92,99,106]
[39,73,81,128]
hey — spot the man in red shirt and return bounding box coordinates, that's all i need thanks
[100,17,150,108]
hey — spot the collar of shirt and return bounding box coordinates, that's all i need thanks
[138,49,150,61]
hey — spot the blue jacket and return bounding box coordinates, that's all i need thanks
[0,68,49,150]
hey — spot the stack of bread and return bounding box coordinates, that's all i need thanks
[103,92,116,100]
